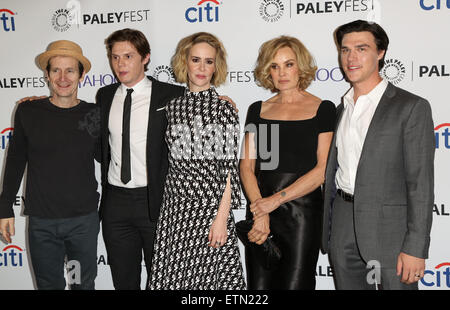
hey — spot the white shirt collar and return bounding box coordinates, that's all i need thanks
[119,76,152,95]
[343,79,388,108]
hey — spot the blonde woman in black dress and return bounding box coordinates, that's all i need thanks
[240,36,336,289]
[149,32,245,290]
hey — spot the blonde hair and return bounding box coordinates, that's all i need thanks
[171,32,228,86]
[254,36,317,92]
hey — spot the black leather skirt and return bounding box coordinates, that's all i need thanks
[245,171,323,290]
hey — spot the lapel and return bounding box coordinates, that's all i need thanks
[326,102,344,180]
[333,102,345,148]
[145,76,169,171]
[146,75,165,139]
[147,76,166,114]
[99,82,120,184]
[101,83,120,136]
[355,82,397,180]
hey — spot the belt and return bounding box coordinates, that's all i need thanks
[106,183,148,194]
[337,189,354,202]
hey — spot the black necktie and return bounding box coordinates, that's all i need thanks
[121,88,134,184]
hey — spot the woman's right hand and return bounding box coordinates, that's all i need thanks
[248,214,270,245]
[17,95,47,104]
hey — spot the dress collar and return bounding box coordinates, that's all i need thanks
[184,87,218,100]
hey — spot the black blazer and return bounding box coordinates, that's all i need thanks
[96,76,184,220]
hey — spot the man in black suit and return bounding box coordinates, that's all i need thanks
[96,28,184,289]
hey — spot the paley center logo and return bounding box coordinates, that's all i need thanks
[295,0,374,15]
[52,0,149,32]
[259,0,285,23]
[418,64,449,78]
[421,262,450,288]
[153,65,176,84]
[435,123,450,149]
[0,245,24,267]
[420,0,450,10]
[185,0,221,23]
[1,127,13,150]
[1,8,16,32]
[381,59,406,85]
[51,8,75,32]
[82,9,150,25]
[0,77,47,89]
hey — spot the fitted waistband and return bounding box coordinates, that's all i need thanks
[106,183,148,194]
[337,189,354,202]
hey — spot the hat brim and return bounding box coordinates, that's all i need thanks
[38,50,91,74]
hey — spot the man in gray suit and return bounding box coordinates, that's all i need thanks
[321,20,435,290]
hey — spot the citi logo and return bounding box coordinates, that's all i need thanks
[0,9,16,32]
[420,0,450,10]
[435,123,450,149]
[0,245,24,267]
[185,0,220,23]
[421,262,450,287]
[1,127,13,150]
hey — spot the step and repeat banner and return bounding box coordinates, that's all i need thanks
[0,0,449,290]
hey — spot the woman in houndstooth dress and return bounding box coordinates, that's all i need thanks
[148,32,245,290]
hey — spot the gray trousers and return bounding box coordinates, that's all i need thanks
[328,194,417,290]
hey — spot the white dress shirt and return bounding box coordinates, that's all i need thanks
[335,79,388,195]
[108,77,152,188]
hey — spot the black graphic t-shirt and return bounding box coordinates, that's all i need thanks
[0,98,100,219]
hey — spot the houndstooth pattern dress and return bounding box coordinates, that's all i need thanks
[148,87,246,290]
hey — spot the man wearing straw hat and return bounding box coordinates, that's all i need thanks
[0,40,100,290]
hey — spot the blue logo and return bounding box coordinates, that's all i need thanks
[0,9,16,31]
[421,262,450,287]
[1,128,13,150]
[435,123,450,149]
[185,0,220,23]
[0,245,24,267]
[78,73,117,88]
[420,0,450,10]
[315,67,345,82]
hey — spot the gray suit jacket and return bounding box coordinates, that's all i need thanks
[321,82,435,268]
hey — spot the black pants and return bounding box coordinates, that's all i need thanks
[28,211,99,290]
[101,184,157,290]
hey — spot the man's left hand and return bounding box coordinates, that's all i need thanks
[396,252,425,284]
[218,95,238,112]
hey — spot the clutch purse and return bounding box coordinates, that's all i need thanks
[235,219,281,270]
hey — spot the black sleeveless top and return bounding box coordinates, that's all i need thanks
[244,100,336,175]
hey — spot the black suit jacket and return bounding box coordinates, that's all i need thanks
[96,76,184,220]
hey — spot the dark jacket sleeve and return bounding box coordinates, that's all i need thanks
[401,97,435,259]
[0,104,28,218]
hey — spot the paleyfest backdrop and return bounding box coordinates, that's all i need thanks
[0,0,449,290]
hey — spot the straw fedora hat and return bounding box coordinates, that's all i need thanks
[37,40,91,73]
